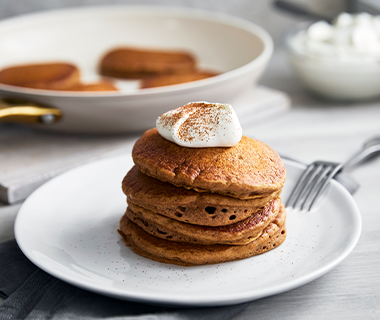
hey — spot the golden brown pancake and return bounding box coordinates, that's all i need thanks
[0,63,80,90]
[122,166,281,226]
[140,70,218,88]
[99,47,197,79]
[132,128,286,200]
[122,198,281,245]
[66,82,118,92]
[118,203,286,266]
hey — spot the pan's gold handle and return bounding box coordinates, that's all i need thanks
[0,98,62,124]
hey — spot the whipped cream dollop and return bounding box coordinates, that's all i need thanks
[289,12,380,62]
[156,101,242,148]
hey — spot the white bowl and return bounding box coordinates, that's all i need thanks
[0,5,273,133]
[285,22,380,102]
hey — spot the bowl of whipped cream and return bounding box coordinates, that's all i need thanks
[285,12,380,101]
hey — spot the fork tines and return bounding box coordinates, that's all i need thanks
[287,161,342,211]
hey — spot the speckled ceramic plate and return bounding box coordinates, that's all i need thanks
[15,153,361,307]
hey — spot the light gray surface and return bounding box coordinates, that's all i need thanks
[0,0,302,46]
[1,1,380,319]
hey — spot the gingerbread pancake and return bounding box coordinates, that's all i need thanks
[99,47,196,79]
[140,70,218,88]
[118,204,286,266]
[122,166,281,226]
[121,198,281,245]
[66,82,118,91]
[0,63,80,90]
[132,128,286,200]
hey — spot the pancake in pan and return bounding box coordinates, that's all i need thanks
[99,47,196,79]
[140,70,218,88]
[0,62,80,90]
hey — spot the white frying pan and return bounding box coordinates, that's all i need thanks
[0,5,273,133]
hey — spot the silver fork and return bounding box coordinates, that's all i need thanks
[286,136,380,211]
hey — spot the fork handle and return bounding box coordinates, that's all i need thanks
[341,136,380,171]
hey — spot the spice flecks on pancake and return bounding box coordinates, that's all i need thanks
[156,101,242,148]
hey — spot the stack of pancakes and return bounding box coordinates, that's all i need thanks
[118,128,287,266]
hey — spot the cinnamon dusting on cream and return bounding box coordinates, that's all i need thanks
[156,101,242,148]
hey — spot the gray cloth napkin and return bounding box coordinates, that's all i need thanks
[0,240,248,320]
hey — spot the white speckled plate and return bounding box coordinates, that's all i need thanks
[14,153,361,307]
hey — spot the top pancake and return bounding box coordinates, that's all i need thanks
[132,128,286,199]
